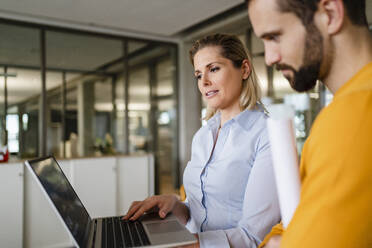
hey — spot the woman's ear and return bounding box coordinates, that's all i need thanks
[242,59,251,80]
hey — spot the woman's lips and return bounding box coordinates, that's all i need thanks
[206,90,218,98]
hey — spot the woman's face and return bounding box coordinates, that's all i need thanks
[193,46,249,113]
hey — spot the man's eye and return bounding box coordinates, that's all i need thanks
[266,35,279,42]
[210,67,219,72]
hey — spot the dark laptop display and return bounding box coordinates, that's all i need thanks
[28,157,91,247]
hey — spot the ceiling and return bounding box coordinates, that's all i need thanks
[1,0,372,40]
[0,0,244,39]
[1,0,372,111]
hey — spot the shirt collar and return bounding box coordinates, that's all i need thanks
[206,111,221,131]
[236,104,267,131]
[206,104,266,132]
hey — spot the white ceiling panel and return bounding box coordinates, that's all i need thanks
[0,0,244,36]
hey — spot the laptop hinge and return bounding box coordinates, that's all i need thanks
[86,219,96,248]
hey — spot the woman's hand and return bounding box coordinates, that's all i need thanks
[123,194,179,221]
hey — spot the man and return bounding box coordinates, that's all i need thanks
[246,0,372,247]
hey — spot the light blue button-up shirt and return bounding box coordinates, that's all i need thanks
[183,108,280,247]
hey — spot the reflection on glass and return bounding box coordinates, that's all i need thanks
[129,67,150,153]
[128,41,149,54]
[64,84,78,158]
[94,78,115,155]
[6,114,19,153]
[0,69,5,147]
[47,71,63,158]
[158,112,170,125]
[24,98,40,158]
[156,59,174,96]
[46,31,122,71]
[0,22,179,194]
[0,24,40,67]
[22,113,28,131]
[114,74,126,153]
[156,55,178,194]
[0,22,40,159]
[157,99,176,192]
[46,30,122,157]
[4,68,41,158]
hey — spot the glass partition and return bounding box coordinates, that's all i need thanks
[128,66,150,153]
[0,23,41,159]
[46,30,122,157]
[0,21,180,193]
[156,56,178,193]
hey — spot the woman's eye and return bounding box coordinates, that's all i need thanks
[195,74,202,80]
[210,67,219,72]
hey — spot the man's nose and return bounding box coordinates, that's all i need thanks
[265,47,281,66]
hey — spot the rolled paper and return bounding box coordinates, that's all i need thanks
[266,104,301,228]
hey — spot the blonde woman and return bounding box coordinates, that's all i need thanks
[124,34,280,247]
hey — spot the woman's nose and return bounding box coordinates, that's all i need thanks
[202,74,211,86]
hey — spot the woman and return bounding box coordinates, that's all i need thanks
[124,33,280,247]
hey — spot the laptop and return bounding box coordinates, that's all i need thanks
[25,156,197,248]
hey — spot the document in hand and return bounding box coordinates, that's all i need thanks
[266,104,301,228]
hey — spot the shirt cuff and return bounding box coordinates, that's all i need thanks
[185,217,198,233]
[199,230,230,248]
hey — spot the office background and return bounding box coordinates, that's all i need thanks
[1,1,372,247]
[1,0,372,195]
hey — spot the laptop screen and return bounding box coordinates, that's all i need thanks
[28,157,91,247]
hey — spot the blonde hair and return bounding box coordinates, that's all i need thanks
[189,33,262,120]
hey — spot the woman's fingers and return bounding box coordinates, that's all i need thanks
[130,198,158,220]
[123,195,177,220]
[123,197,159,220]
[130,204,150,220]
[158,201,174,218]
[123,201,141,220]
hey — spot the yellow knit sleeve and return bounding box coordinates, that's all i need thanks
[258,223,284,248]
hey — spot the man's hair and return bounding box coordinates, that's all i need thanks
[245,0,367,26]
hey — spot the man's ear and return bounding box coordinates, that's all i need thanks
[242,59,251,80]
[317,0,345,35]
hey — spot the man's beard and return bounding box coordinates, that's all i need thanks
[276,23,323,92]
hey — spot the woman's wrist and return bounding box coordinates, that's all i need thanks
[173,199,190,225]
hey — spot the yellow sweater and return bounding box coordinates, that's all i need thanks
[262,62,372,248]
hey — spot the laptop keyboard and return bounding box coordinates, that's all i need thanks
[101,217,151,248]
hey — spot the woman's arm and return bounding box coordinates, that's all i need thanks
[172,199,191,225]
